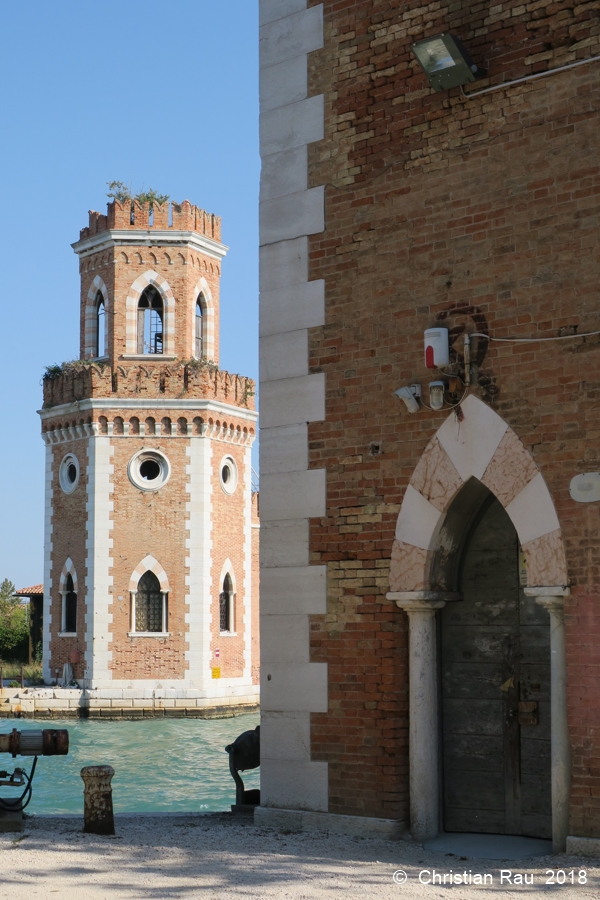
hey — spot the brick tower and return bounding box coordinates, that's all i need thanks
[39,198,259,709]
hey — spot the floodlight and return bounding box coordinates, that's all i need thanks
[411,33,485,92]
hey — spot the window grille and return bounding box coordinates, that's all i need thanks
[135,571,164,632]
[195,296,204,357]
[64,574,77,633]
[96,293,106,357]
[220,573,233,633]
[137,286,163,354]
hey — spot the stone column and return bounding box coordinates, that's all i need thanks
[81,765,115,835]
[525,586,570,852]
[388,591,454,841]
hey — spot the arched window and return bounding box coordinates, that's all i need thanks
[137,286,163,355]
[195,296,204,358]
[96,292,106,357]
[219,573,234,633]
[62,574,77,634]
[133,571,166,633]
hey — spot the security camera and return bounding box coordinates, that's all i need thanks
[394,385,421,414]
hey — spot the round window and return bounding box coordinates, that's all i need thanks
[220,455,238,494]
[128,449,171,492]
[59,454,80,494]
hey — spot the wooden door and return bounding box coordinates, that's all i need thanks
[441,496,551,837]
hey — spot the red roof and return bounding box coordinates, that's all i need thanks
[15,584,44,596]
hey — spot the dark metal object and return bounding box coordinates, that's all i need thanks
[81,765,115,835]
[136,570,163,633]
[0,769,26,788]
[225,725,260,808]
[411,33,485,92]
[0,728,68,817]
[0,728,69,758]
[518,701,539,726]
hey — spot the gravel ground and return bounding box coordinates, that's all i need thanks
[0,814,598,899]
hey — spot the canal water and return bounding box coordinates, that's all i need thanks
[0,714,260,815]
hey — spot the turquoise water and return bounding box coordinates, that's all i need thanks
[0,714,260,815]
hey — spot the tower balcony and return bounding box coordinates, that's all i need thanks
[42,360,255,411]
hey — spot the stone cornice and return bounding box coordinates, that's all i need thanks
[71,228,229,261]
[388,590,461,612]
[38,397,258,423]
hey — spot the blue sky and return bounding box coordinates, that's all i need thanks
[0,1,259,588]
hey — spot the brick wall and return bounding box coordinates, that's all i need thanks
[79,247,221,364]
[77,199,223,365]
[110,435,189,680]
[48,441,88,682]
[210,443,249,680]
[43,410,256,685]
[304,0,600,831]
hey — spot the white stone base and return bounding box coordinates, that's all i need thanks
[0,686,259,718]
[254,807,407,839]
[566,835,600,857]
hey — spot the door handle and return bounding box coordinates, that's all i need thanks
[517,701,538,726]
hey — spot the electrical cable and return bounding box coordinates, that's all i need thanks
[444,385,470,410]
[420,385,470,411]
[461,53,600,100]
[0,757,38,813]
[436,366,465,383]
[471,329,600,343]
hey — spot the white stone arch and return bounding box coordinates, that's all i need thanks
[191,276,215,360]
[125,270,176,356]
[218,558,237,594]
[389,395,571,848]
[218,558,236,633]
[84,275,109,359]
[128,555,170,592]
[390,394,567,592]
[58,557,79,635]
[59,557,78,593]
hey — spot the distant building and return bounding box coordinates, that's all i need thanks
[258,0,600,855]
[40,199,259,707]
[15,585,43,664]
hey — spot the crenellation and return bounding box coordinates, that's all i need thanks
[84,198,222,237]
[43,361,255,410]
[131,200,150,228]
[172,199,194,231]
[152,202,169,228]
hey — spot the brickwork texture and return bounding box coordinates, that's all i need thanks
[305,0,600,834]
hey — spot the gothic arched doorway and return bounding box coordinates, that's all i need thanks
[388,396,569,849]
[440,486,551,838]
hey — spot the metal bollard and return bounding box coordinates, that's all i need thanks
[80,765,115,835]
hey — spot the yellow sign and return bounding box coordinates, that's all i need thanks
[211,667,221,679]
